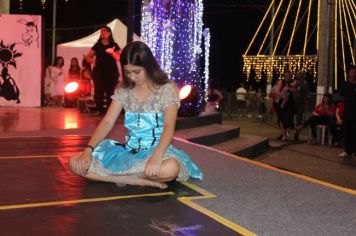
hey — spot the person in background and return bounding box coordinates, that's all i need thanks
[205,80,223,113]
[86,26,121,115]
[67,57,81,80]
[274,70,297,141]
[69,41,203,188]
[246,85,257,116]
[296,93,335,144]
[338,64,356,158]
[294,70,310,140]
[44,56,65,106]
[236,83,247,117]
[80,57,93,97]
[332,101,344,147]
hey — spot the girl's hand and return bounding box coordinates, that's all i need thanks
[74,151,92,176]
[105,46,115,55]
[144,154,162,178]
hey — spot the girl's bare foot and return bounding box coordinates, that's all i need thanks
[115,177,168,189]
[136,178,168,189]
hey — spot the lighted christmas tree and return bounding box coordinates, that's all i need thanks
[141,0,207,116]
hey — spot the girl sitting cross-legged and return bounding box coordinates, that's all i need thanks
[69,41,203,189]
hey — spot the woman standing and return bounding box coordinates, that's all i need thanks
[44,56,65,106]
[85,26,121,114]
[273,70,297,141]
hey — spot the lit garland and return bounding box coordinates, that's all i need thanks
[19,0,23,11]
[203,28,210,102]
[242,55,318,81]
[244,0,356,89]
[41,0,46,9]
[141,0,206,115]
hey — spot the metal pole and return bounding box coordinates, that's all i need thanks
[354,37,356,59]
[127,0,135,44]
[51,0,57,64]
[324,0,332,93]
[268,1,275,91]
[269,1,275,55]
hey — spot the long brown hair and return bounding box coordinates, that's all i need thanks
[68,57,81,77]
[120,41,169,88]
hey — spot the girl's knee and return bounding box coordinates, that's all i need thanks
[160,158,180,181]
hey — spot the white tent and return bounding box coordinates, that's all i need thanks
[56,18,139,74]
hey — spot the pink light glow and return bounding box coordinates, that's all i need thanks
[179,85,192,100]
[64,82,79,93]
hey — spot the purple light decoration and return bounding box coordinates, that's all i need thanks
[141,0,205,116]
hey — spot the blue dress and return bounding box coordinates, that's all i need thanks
[89,81,203,181]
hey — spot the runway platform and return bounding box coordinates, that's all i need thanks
[0,107,355,235]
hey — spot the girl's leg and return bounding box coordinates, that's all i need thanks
[301,115,313,128]
[279,114,288,140]
[310,116,321,138]
[280,124,287,140]
[86,158,181,187]
[69,155,167,189]
[144,158,181,183]
[84,171,167,189]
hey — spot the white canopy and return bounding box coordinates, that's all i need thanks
[56,18,139,74]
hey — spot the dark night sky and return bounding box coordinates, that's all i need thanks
[9,0,273,92]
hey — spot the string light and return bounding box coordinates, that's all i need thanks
[287,0,303,55]
[41,0,46,9]
[244,0,355,90]
[338,0,347,82]
[18,0,70,11]
[257,0,284,55]
[244,0,275,55]
[19,0,23,12]
[334,0,339,89]
[141,0,206,115]
[242,55,318,82]
[272,0,293,56]
[203,28,210,102]
[303,0,313,56]
[342,0,355,64]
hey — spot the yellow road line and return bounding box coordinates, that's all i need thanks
[1,181,255,235]
[179,182,257,236]
[0,192,175,211]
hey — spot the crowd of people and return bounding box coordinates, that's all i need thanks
[44,56,94,107]
[267,65,356,158]
[231,65,356,159]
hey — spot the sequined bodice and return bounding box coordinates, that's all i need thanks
[124,112,164,152]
